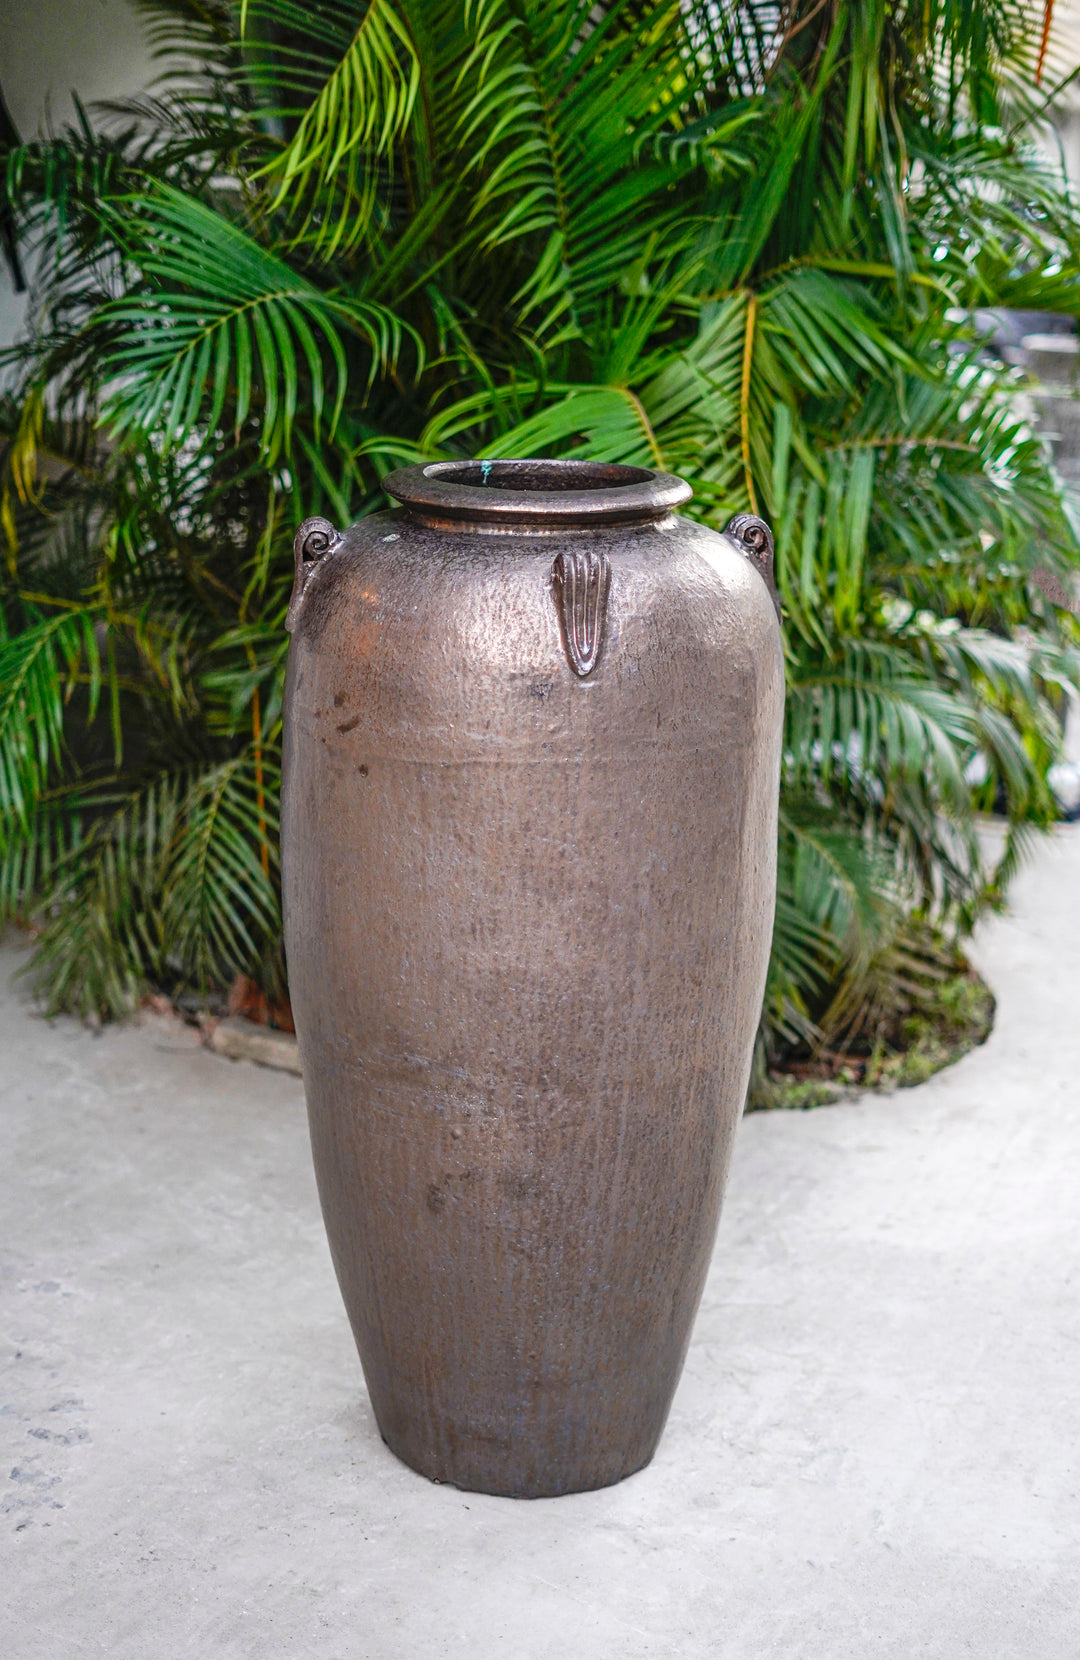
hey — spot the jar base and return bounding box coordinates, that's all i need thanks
[378,1430,658,1500]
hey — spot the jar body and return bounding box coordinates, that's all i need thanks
[282,491,783,1497]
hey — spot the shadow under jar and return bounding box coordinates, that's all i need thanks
[281,459,784,1498]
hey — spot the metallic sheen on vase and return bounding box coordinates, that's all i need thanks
[281,459,784,1498]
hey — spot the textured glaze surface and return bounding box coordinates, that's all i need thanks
[281,462,784,1497]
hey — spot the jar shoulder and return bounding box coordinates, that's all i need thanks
[292,508,777,655]
[285,512,783,768]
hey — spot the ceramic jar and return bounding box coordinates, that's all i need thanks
[281,460,783,1497]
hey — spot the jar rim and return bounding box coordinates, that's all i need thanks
[381,459,692,528]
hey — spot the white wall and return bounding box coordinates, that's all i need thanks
[0,0,155,351]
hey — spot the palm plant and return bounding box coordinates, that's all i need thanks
[2,0,1080,1080]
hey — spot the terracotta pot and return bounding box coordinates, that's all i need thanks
[281,460,784,1498]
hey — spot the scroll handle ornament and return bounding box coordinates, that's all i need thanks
[286,516,343,633]
[722,513,781,620]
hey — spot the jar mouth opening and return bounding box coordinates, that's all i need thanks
[382,458,692,529]
[428,460,654,493]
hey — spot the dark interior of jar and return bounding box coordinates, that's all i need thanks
[426,460,654,493]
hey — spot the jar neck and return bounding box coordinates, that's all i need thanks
[381,459,692,533]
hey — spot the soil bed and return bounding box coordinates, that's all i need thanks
[753,936,996,1112]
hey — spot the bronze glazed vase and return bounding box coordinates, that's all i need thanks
[281,459,784,1498]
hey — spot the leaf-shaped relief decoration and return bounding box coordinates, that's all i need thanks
[552,546,611,677]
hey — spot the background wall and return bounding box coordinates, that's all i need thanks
[0,0,155,351]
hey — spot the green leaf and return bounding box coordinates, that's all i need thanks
[256,0,421,254]
[0,607,101,830]
[99,186,415,458]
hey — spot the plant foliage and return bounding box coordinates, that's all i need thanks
[3,0,1080,1085]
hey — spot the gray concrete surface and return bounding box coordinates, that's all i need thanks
[2,829,1079,1659]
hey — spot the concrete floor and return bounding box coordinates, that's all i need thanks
[2,832,1079,1659]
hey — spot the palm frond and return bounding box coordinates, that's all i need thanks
[0,606,102,830]
[25,777,180,1020]
[100,185,414,457]
[162,753,281,992]
[253,0,422,254]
